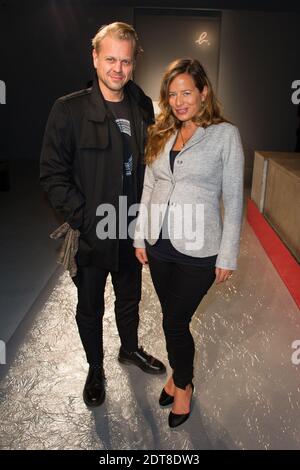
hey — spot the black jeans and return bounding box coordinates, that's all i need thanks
[147,253,216,389]
[73,242,142,365]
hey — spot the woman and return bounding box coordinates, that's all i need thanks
[134,58,244,428]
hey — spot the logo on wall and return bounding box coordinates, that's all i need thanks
[291,80,300,105]
[195,32,210,46]
[0,80,6,104]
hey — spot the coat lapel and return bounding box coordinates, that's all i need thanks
[181,126,206,152]
[79,78,125,158]
[164,126,206,155]
[158,127,207,179]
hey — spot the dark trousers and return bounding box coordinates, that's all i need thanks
[73,243,142,365]
[147,253,216,389]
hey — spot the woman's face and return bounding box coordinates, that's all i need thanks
[168,73,207,124]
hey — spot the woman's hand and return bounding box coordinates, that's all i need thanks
[135,248,148,265]
[215,267,233,284]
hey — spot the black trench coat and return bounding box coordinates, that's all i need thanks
[40,78,154,271]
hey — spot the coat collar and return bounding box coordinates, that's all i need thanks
[164,126,206,155]
[86,77,107,122]
[87,76,153,124]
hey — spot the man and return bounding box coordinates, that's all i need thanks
[40,22,165,407]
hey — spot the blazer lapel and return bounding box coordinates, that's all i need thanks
[182,126,206,152]
[159,127,206,179]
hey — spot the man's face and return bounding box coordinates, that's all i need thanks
[93,35,135,99]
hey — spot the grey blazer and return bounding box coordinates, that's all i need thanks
[134,122,244,270]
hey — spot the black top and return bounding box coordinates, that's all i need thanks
[106,94,134,209]
[146,150,218,267]
[169,148,179,172]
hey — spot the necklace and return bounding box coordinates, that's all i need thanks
[179,128,186,149]
[179,125,194,149]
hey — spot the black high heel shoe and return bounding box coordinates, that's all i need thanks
[159,387,174,407]
[168,383,194,428]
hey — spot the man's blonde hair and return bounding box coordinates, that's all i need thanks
[92,22,143,59]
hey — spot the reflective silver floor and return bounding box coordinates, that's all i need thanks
[0,219,299,450]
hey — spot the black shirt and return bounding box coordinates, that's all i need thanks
[105,95,135,209]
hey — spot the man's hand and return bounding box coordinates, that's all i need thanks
[215,267,233,284]
[135,248,148,265]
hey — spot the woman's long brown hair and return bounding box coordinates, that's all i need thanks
[145,58,227,164]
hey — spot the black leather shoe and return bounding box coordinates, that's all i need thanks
[159,388,174,407]
[118,346,166,375]
[168,383,194,428]
[83,365,106,407]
